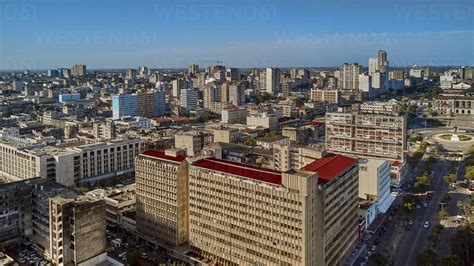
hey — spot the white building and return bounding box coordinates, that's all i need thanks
[409,68,423,78]
[359,74,372,96]
[265,67,280,94]
[358,159,394,214]
[246,112,278,130]
[440,75,454,89]
[221,107,247,124]
[179,89,198,110]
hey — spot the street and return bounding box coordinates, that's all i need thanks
[393,160,448,265]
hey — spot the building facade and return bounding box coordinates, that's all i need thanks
[325,112,407,161]
[433,95,474,116]
[135,149,189,247]
[49,196,106,266]
[112,91,166,119]
[188,155,359,265]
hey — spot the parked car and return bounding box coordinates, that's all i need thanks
[423,221,430,228]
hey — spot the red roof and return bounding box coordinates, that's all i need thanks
[302,154,358,184]
[192,157,282,185]
[391,160,402,167]
[307,121,323,126]
[141,150,187,162]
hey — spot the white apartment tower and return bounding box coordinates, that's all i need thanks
[266,67,280,94]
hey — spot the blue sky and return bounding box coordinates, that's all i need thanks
[0,0,473,69]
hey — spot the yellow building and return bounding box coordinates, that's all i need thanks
[135,149,189,247]
[188,154,359,265]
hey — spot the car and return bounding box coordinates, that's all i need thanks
[423,203,428,208]
[408,220,414,225]
[370,245,376,252]
[416,204,421,209]
[423,221,430,228]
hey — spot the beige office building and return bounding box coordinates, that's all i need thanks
[221,107,247,124]
[310,89,341,104]
[188,155,359,265]
[0,138,145,186]
[174,131,203,156]
[135,149,189,247]
[326,112,407,160]
[273,143,326,171]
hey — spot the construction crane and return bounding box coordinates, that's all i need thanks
[198,60,223,65]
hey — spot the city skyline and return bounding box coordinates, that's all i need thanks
[1,0,473,70]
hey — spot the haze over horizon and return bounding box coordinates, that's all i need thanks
[1,0,473,70]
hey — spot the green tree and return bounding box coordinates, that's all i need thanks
[427,233,440,248]
[439,208,448,221]
[450,226,474,265]
[441,254,463,266]
[264,131,277,137]
[465,166,474,182]
[369,252,389,266]
[443,174,458,187]
[403,195,419,215]
[468,144,474,155]
[416,249,437,266]
[243,138,257,146]
[456,201,471,222]
[126,250,142,266]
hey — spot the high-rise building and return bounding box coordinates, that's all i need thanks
[12,80,23,92]
[338,63,363,90]
[47,69,60,78]
[377,50,389,73]
[203,84,220,109]
[221,106,247,124]
[0,138,145,186]
[188,155,359,265]
[179,88,198,110]
[371,72,387,91]
[219,82,245,106]
[112,91,166,119]
[325,112,407,161]
[60,68,71,78]
[225,68,240,81]
[135,149,189,247]
[92,120,116,140]
[172,78,193,98]
[358,74,372,94]
[310,89,341,104]
[358,159,394,214]
[138,66,149,76]
[266,67,280,94]
[281,81,291,98]
[368,58,378,76]
[389,70,405,80]
[71,64,86,77]
[0,179,34,248]
[126,68,137,80]
[188,64,199,76]
[49,196,106,266]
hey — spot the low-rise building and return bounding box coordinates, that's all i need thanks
[247,112,278,130]
[256,135,290,149]
[433,95,474,116]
